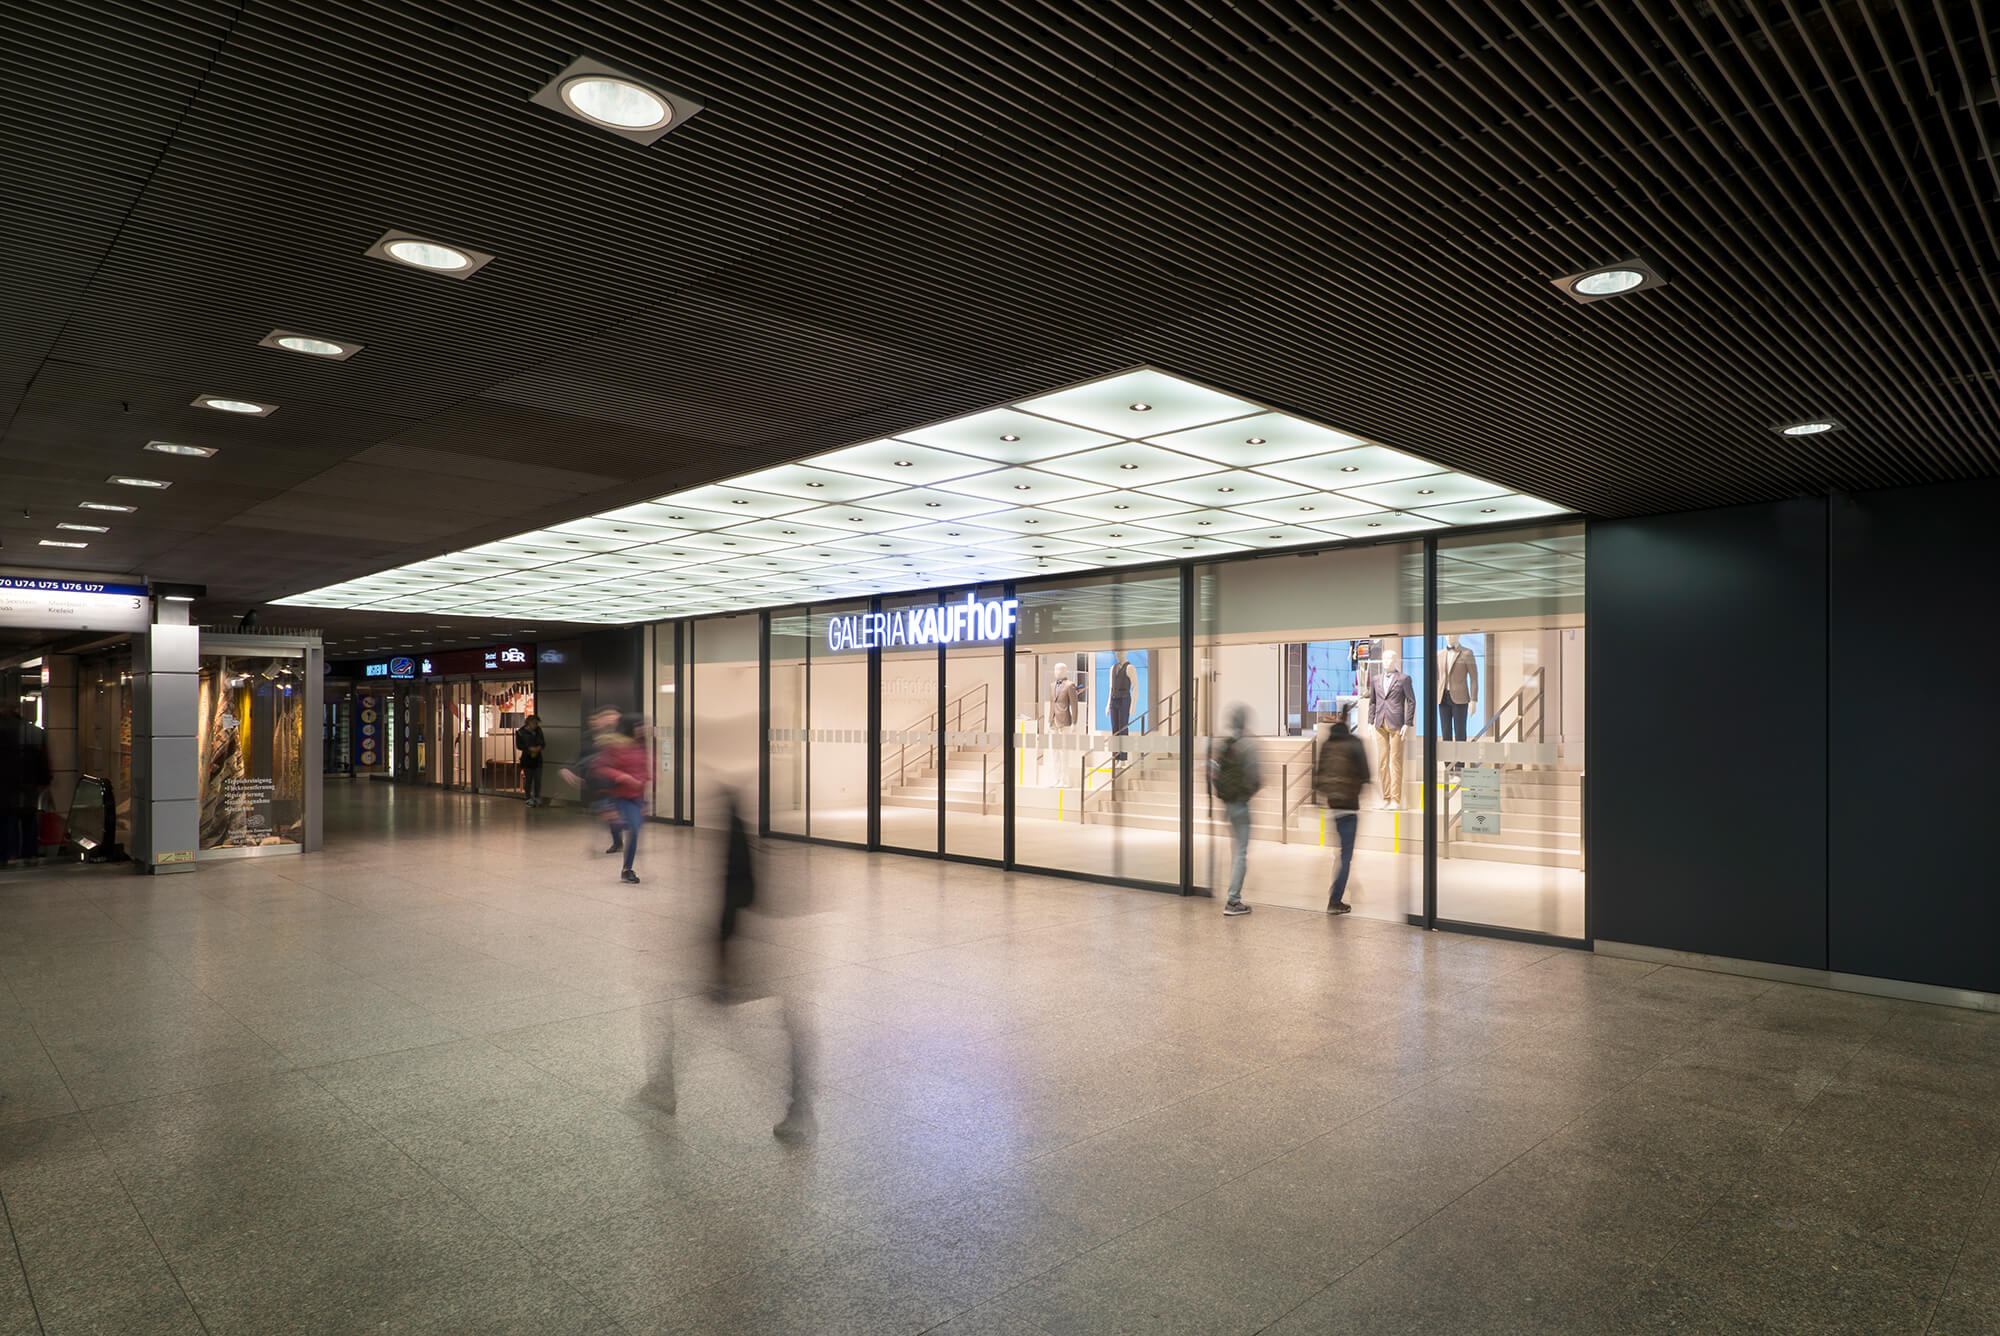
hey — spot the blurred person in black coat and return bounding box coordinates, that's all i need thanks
[0,701,50,867]
[640,789,816,1142]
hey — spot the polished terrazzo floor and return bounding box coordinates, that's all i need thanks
[0,782,1995,1334]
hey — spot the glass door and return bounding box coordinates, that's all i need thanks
[877,592,941,853]
[1432,525,1587,938]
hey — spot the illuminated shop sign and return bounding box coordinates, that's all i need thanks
[362,657,416,679]
[826,595,1020,653]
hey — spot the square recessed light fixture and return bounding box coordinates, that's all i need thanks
[107,475,171,489]
[191,394,275,416]
[78,501,136,513]
[364,229,496,279]
[530,54,704,146]
[1551,257,1667,303]
[1773,417,1843,436]
[259,329,363,360]
[57,522,107,533]
[38,539,87,548]
[144,440,217,458]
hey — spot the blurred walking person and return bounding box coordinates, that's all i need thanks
[1207,704,1261,917]
[515,713,547,806]
[562,706,642,875]
[641,790,816,1142]
[1312,707,1370,914]
[719,792,817,1142]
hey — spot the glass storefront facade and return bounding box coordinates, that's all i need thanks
[643,520,1588,943]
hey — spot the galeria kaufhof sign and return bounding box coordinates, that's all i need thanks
[826,596,1020,653]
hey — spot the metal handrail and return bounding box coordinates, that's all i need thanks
[881,680,993,803]
[1477,666,1547,744]
[1085,688,1180,813]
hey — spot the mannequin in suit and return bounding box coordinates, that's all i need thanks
[1437,634,1477,746]
[1109,654,1134,759]
[1368,650,1417,810]
[1048,662,1080,786]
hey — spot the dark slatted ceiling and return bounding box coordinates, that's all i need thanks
[1,0,1995,643]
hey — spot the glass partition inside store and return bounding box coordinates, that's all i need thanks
[649,623,684,822]
[726,517,1587,944]
[691,613,759,830]
[1433,525,1586,938]
[1013,570,1183,884]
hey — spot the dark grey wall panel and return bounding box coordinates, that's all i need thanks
[581,628,645,726]
[1589,501,1828,968]
[1828,480,2000,994]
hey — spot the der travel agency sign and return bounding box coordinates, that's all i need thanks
[825,595,1020,652]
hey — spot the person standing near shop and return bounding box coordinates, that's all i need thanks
[0,700,50,867]
[1208,704,1261,916]
[1312,707,1370,914]
[515,713,547,807]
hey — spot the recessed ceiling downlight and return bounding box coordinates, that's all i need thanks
[1553,257,1664,303]
[532,56,703,145]
[1779,420,1838,436]
[79,502,135,513]
[195,395,274,415]
[1573,269,1644,296]
[145,440,217,457]
[391,240,468,270]
[562,75,671,130]
[366,230,495,280]
[270,332,357,359]
[108,475,171,489]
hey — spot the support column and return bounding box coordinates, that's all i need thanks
[131,603,199,874]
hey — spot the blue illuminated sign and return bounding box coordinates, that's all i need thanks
[826,595,1019,653]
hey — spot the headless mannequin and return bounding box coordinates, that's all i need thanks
[1437,633,1477,748]
[1369,650,1415,810]
[1109,654,1134,759]
[1048,662,1080,785]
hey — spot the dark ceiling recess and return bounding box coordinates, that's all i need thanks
[2,0,1995,641]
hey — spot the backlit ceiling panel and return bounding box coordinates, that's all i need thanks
[274,370,1569,623]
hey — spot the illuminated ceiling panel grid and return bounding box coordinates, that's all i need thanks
[275,369,1571,623]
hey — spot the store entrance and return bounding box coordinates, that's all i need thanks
[1,642,136,873]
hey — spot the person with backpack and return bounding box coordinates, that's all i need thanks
[1312,707,1371,914]
[1208,704,1262,916]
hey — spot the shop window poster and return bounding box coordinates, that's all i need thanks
[198,655,305,849]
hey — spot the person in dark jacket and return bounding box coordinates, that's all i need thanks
[1312,708,1371,914]
[515,714,546,806]
[642,790,816,1143]
[0,702,51,867]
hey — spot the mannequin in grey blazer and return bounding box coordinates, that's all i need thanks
[1368,655,1417,809]
[1436,636,1477,743]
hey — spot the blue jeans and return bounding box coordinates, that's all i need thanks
[610,798,643,871]
[1328,813,1358,906]
[1225,800,1251,904]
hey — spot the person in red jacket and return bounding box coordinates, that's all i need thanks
[588,711,649,884]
